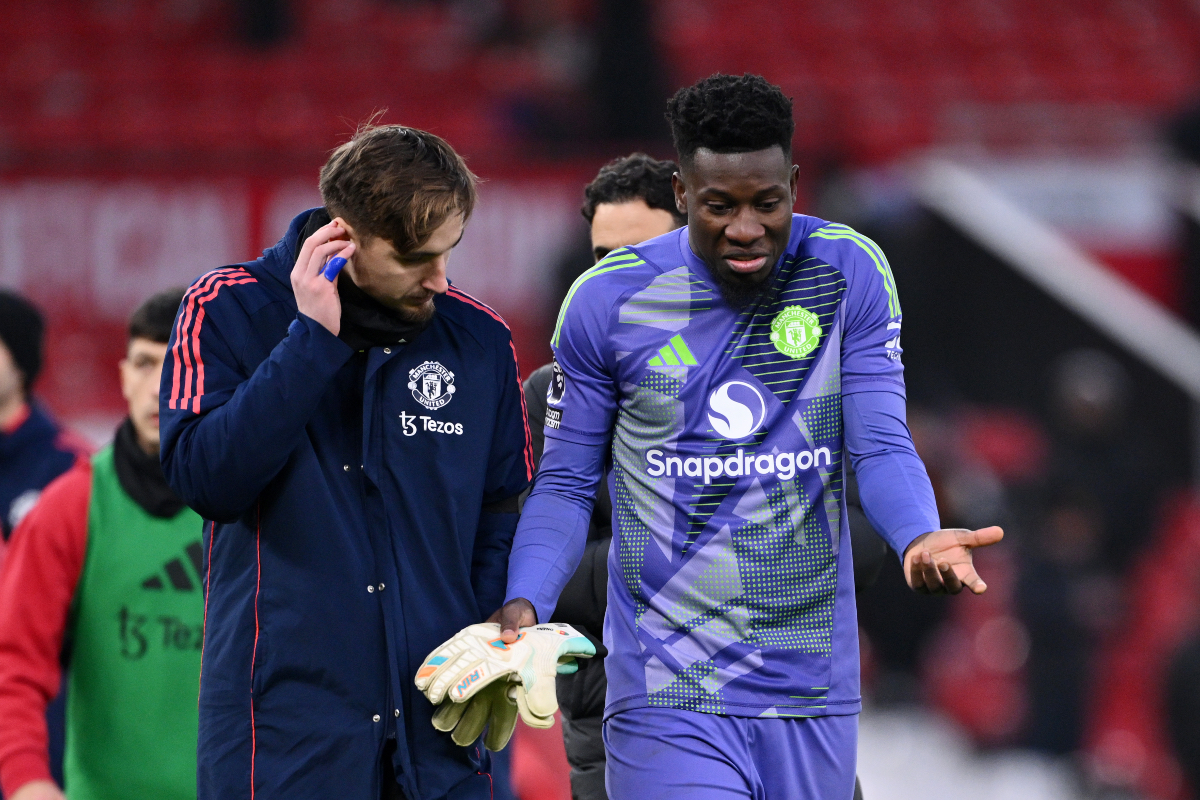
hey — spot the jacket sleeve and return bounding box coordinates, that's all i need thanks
[470,334,536,618]
[0,463,90,797]
[159,277,354,521]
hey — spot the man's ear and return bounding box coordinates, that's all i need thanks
[331,217,358,245]
[671,172,687,216]
[788,164,801,208]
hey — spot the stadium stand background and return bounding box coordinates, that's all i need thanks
[5,1,1200,798]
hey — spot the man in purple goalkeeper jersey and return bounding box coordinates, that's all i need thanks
[489,74,1004,799]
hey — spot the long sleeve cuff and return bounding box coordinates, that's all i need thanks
[0,749,53,797]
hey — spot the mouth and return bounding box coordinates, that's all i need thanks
[722,253,770,274]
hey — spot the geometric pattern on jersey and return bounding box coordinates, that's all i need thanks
[604,250,850,716]
[550,216,908,720]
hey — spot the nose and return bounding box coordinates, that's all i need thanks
[725,208,766,246]
[422,254,450,295]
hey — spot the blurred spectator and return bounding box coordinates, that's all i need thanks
[1018,485,1119,755]
[0,290,88,791]
[0,291,87,543]
[1046,349,1161,572]
[0,289,203,800]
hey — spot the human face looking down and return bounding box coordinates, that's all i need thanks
[120,337,169,455]
[672,146,799,300]
[590,199,680,263]
[337,213,466,323]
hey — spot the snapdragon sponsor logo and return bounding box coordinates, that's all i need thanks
[645,446,833,485]
[707,380,766,440]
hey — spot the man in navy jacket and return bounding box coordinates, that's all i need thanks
[160,125,534,800]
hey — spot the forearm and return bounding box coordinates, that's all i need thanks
[843,390,940,557]
[505,436,604,624]
[0,473,88,797]
[161,315,352,521]
[472,509,519,619]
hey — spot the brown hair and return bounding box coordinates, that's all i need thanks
[319,124,478,254]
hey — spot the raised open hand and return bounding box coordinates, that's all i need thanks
[903,526,1004,595]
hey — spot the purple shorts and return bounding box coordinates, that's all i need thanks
[603,708,857,800]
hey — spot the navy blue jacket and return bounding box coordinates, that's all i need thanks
[1,403,83,540]
[159,209,534,800]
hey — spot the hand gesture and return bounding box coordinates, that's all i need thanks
[903,526,1004,595]
[291,218,354,336]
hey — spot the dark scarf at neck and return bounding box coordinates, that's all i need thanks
[113,418,185,518]
[297,208,430,351]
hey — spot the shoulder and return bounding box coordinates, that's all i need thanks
[799,218,889,274]
[438,285,516,347]
[179,266,278,327]
[553,244,668,340]
[797,218,900,315]
[24,457,93,526]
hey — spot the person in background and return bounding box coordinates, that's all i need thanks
[0,288,203,800]
[0,291,88,543]
[524,152,685,800]
[0,290,91,792]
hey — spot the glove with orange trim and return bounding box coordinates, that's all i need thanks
[415,622,595,749]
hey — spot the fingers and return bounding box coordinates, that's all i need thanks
[293,221,353,280]
[499,598,536,644]
[939,560,963,594]
[958,525,1005,549]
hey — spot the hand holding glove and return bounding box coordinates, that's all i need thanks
[415,622,596,749]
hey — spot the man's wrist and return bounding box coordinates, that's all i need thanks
[0,750,54,798]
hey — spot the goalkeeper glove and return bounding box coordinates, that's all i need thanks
[416,622,596,743]
[432,681,519,751]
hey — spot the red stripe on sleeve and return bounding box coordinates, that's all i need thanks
[171,269,237,410]
[172,269,257,414]
[446,287,536,480]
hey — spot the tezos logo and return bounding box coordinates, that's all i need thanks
[770,305,822,359]
[408,361,456,410]
[707,381,766,440]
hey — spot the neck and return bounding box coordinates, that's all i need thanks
[135,431,159,458]
[0,392,28,432]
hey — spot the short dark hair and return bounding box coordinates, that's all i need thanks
[665,74,794,165]
[130,288,186,344]
[581,153,686,226]
[319,124,478,254]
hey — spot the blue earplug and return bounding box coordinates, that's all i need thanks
[322,256,347,282]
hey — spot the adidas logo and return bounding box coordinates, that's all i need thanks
[647,334,698,367]
[142,541,203,592]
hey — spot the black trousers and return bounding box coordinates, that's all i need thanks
[562,713,608,800]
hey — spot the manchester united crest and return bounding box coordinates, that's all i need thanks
[407,361,457,410]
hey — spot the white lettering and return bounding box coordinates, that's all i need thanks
[777,452,795,480]
[647,446,830,483]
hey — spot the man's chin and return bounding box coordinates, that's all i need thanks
[397,299,437,324]
[712,263,776,309]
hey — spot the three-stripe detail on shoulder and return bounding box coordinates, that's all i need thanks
[169,268,258,415]
[808,223,900,317]
[446,286,536,482]
[551,248,644,348]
